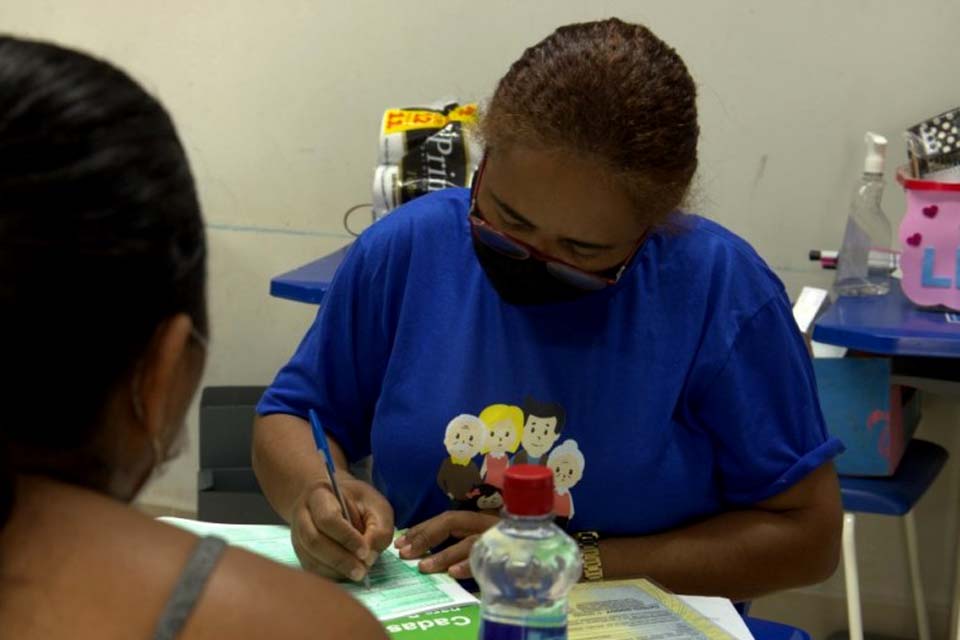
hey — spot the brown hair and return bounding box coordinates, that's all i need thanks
[481,18,699,221]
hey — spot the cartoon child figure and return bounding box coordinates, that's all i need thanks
[437,414,485,508]
[478,404,523,490]
[547,439,585,526]
[474,484,504,511]
[513,397,566,466]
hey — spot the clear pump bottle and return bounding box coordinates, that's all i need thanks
[834,132,894,296]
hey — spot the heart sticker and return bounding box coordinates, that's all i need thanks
[907,233,923,247]
[923,205,939,218]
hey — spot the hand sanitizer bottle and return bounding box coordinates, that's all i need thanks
[834,132,893,296]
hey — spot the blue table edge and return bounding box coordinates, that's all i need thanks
[812,279,960,358]
[269,243,353,305]
[271,253,960,360]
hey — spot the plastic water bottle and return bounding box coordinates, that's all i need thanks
[470,465,583,640]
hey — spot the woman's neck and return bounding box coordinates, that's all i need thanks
[5,473,130,530]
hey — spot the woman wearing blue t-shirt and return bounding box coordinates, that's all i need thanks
[253,18,844,599]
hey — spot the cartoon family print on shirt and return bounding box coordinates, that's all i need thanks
[436,397,584,527]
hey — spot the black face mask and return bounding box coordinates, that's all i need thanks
[472,234,600,306]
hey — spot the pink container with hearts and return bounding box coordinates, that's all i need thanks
[897,168,960,310]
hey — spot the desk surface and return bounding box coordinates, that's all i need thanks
[269,243,352,304]
[812,279,960,358]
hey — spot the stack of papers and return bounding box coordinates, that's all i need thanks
[568,578,747,640]
[383,581,755,640]
[160,519,754,639]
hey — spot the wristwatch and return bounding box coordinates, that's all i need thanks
[574,531,604,581]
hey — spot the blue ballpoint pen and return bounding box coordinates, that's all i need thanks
[308,408,371,589]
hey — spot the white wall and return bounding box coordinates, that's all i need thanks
[4,0,960,626]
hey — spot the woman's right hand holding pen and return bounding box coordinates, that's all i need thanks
[290,471,395,582]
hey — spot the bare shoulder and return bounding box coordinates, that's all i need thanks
[181,546,387,640]
[1,482,385,639]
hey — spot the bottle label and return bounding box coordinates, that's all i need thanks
[481,619,567,640]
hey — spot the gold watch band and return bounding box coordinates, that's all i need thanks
[574,531,604,582]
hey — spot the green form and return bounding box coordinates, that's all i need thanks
[338,549,477,620]
[159,518,477,621]
[384,605,481,640]
[159,517,299,566]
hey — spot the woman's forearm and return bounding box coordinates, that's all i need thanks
[599,508,835,600]
[597,464,842,600]
[251,413,350,523]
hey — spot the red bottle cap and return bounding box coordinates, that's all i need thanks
[502,465,554,516]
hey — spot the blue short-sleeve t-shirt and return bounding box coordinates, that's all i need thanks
[258,188,842,534]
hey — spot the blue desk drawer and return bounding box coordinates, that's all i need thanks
[813,358,922,476]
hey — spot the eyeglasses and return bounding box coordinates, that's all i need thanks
[468,157,645,291]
